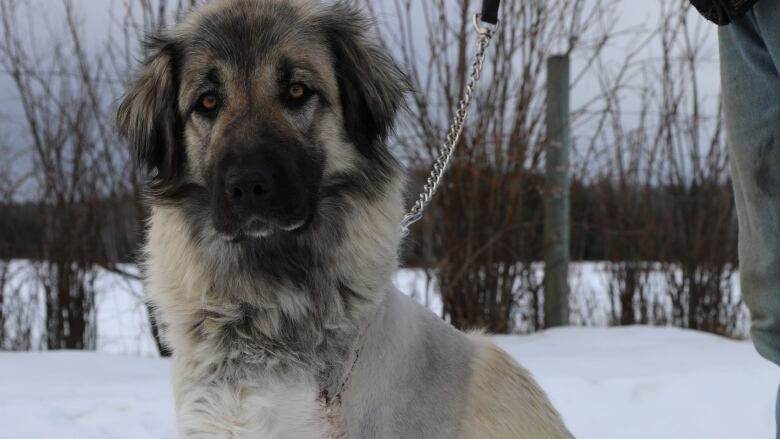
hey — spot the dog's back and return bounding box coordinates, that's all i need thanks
[341,290,573,439]
[461,337,574,438]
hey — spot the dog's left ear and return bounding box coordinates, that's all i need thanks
[117,35,182,185]
[318,2,409,159]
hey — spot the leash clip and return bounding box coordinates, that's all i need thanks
[400,212,423,237]
[473,13,498,37]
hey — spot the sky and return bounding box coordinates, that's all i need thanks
[0,0,723,103]
[0,0,722,194]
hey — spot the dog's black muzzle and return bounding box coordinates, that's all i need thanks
[211,137,323,239]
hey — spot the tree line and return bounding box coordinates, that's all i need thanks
[0,0,742,355]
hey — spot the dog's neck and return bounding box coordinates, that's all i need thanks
[148,173,405,389]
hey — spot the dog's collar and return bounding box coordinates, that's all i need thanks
[322,342,363,406]
[321,307,376,406]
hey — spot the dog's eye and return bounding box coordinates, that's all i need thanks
[288,83,307,101]
[197,93,220,113]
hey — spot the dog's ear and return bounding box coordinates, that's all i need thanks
[319,3,409,159]
[117,36,182,182]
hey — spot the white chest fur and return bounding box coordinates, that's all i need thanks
[174,373,336,439]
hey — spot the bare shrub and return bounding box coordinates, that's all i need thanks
[0,0,97,348]
[0,0,202,353]
[649,2,740,337]
[0,263,44,350]
[586,0,742,336]
[368,0,620,333]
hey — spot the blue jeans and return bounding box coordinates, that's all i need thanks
[719,3,780,437]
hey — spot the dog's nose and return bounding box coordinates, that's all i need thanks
[224,167,274,215]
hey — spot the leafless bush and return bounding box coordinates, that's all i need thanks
[0,261,43,350]
[0,0,101,348]
[0,148,12,344]
[586,0,742,336]
[653,2,740,337]
[0,0,201,351]
[368,0,620,332]
[0,260,6,344]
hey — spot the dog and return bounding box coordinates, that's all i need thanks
[118,0,573,437]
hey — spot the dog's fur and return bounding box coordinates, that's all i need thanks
[118,0,573,437]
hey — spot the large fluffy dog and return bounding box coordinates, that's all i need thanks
[118,0,573,437]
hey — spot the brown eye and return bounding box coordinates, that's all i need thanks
[288,83,306,100]
[200,94,219,112]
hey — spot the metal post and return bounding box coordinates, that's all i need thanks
[543,55,570,328]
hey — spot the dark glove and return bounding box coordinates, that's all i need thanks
[689,0,759,25]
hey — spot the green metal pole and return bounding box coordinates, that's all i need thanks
[543,55,571,328]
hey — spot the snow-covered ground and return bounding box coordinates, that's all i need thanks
[0,351,175,439]
[0,327,776,439]
[1,262,773,437]
[496,328,778,439]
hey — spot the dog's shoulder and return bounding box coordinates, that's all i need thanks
[459,335,574,439]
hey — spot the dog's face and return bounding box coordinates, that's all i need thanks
[118,0,406,243]
[180,37,333,238]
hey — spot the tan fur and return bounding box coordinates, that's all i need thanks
[460,337,574,439]
[146,208,334,437]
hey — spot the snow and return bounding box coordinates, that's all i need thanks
[495,327,778,439]
[0,352,175,439]
[1,261,773,437]
[0,327,776,439]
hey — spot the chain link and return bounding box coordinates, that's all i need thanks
[400,15,497,237]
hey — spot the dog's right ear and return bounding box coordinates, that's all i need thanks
[316,2,409,162]
[117,36,181,181]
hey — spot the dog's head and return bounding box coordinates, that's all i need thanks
[118,0,406,243]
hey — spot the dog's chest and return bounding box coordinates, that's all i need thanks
[176,375,345,439]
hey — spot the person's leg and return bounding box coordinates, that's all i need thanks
[719,4,780,436]
[720,3,780,436]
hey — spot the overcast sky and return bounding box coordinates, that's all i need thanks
[2,0,722,101]
[0,0,721,192]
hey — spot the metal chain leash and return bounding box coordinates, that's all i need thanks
[400,15,498,237]
[328,9,501,407]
